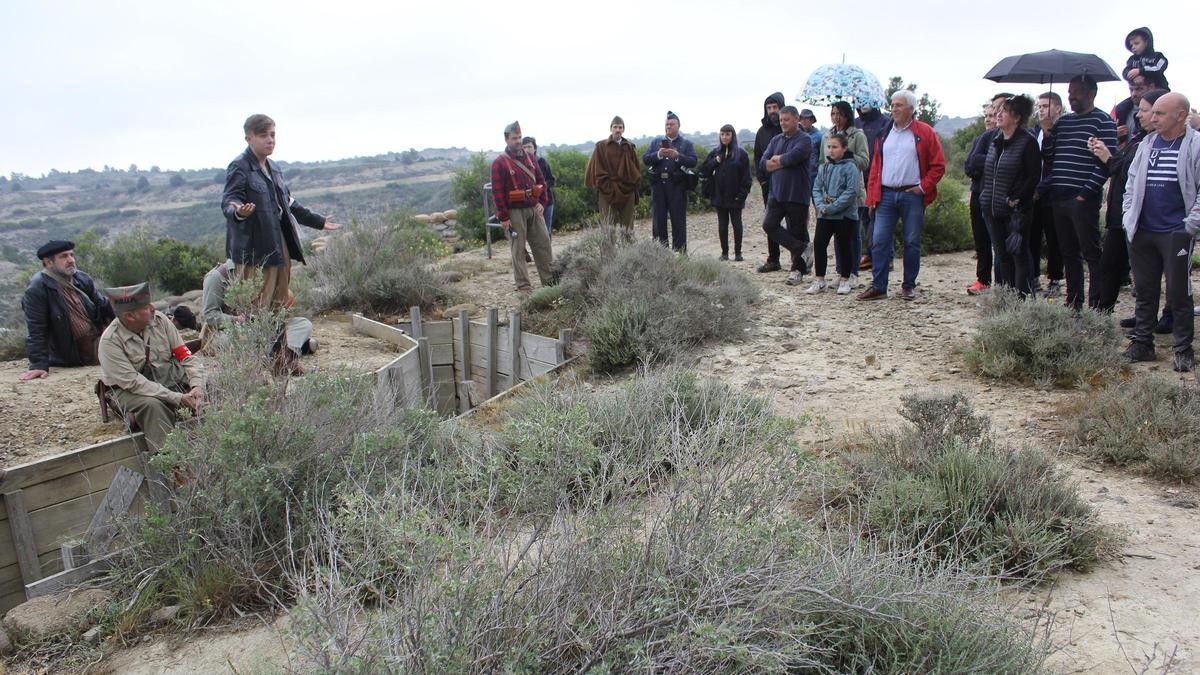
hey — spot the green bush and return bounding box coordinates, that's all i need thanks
[306,213,453,316]
[450,152,490,241]
[923,178,974,254]
[72,228,220,295]
[832,392,1119,582]
[545,148,594,229]
[962,289,1126,387]
[1070,376,1200,480]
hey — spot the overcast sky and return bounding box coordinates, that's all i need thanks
[2,0,1195,177]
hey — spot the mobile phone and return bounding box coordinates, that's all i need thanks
[660,139,669,149]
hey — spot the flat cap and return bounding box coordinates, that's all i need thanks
[36,240,74,259]
[104,282,153,313]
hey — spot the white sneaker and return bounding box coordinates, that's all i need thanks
[837,278,852,295]
[805,280,826,294]
[786,270,803,286]
[850,274,861,288]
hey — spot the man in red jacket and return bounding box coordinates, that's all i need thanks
[491,121,553,292]
[858,90,946,301]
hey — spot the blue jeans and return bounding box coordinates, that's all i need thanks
[871,188,925,291]
[544,202,555,237]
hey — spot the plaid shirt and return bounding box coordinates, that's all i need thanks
[490,148,549,221]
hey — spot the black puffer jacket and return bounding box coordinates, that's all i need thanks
[1104,130,1146,230]
[754,92,785,185]
[699,145,753,209]
[21,270,114,371]
[980,128,1041,218]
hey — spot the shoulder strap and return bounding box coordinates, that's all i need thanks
[503,154,538,182]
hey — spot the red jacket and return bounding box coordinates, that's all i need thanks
[866,119,946,207]
[490,149,550,222]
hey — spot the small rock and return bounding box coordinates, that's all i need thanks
[149,605,181,624]
[781,342,800,352]
[443,271,466,283]
[82,626,102,644]
[864,354,877,366]
[2,589,111,641]
[443,303,479,317]
[948,367,961,374]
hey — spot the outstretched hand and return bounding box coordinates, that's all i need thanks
[323,220,343,231]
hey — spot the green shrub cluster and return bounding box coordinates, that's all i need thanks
[305,212,453,316]
[449,152,490,241]
[962,289,1126,387]
[829,392,1119,582]
[73,227,221,295]
[923,178,974,254]
[1070,376,1200,480]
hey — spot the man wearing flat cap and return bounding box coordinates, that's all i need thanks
[643,111,697,251]
[19,240,114,381]
[491,121,554,292]
[585,116,642,229]
[98,282,204,451]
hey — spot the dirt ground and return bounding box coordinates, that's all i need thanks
[9,203,1200,673]
[0,316,402,463]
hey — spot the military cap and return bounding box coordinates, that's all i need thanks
[36,240,75,259]
[504,121,521,137]
[104,282,153,313]
[611,115,625,126]
[666,111,679,121]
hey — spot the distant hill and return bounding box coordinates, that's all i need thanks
[934,116,980,136]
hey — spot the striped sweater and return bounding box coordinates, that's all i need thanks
[1043,109,1118,200]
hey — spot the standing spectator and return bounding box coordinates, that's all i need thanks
[584,116,641,229]
[754,92,785,272]
[1032,92,1065,297]
[821,101,870,288]
[759,106,815,286]
[643,111,698,252]
[491,121,553,292]
[1093,89,1168,314]
[1122,27,1169,87]
[808,135,861,295]
[1041,75,1119,310]
[222,114,343,310]
[858,90,946,301]
[1112,73,1156,146]
[799,109,824,239]
[1120,92,1199,372]
[699,124,752,261]
[854,103,892,271]
[964,94,1010,294]
[980,95,1041,297]
[522,137,555,236]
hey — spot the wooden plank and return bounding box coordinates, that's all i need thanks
[396,320,453,343]
[418,337,435,409]
[84,466,143,554]
[351,314,419,351]
[4,490,41,589]
[509,312,522,389]
[430,343,454,366]
[409,307,424,340]
[61,541,89,571]
[25,556,116,600]
[518,332,562,365]
[457,381,474,414]
[457,311,473,382]
[558,329,573,363]
[28,492,122,558]
[19,455,144,515]
[0,435,140,494]
[485,308,499,399]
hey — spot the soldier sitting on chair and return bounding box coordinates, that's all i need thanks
[98,282,204,451]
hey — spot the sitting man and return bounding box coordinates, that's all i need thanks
[98,282,204,451]
[19,240,114,381]
[201,259,315,373]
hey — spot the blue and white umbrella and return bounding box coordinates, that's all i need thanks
[798,63,887,110]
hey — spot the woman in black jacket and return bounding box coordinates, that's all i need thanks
[523,137,556,236]
[699,124,752,260]
[979,95,1041,297]
[1091,88,1168,316]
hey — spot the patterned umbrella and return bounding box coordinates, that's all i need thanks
[798,63,887,110]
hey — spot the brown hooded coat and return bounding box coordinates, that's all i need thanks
[585,136,642,206]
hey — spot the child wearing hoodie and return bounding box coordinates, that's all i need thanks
[807,135,860,295]
[1123,27,1168,87]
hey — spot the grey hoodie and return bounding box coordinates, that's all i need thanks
[1122,126,1200,240]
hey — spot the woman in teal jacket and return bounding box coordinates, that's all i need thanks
[808,134,862,295]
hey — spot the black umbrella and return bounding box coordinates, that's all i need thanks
[984,49,1120,83]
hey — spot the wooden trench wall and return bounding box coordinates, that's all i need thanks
[0,310,569,616]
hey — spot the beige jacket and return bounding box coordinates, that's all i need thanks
[99,311,204,405]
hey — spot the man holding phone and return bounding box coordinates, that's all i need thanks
[642,111,697,251]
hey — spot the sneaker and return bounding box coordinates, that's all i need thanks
[786,270,804,286]
[1043,279,1062,298]
[734,254,744,262]
[1122,341,1156,362]
[1173,349,1195,373]
[1118,316,1136,329]
[805,280,827,294]
[1154,313,1174,335]
[858,254,873,271]
[966,280,990,296]
[850,274,862,288]
[901,287,916,301]
[857,287,886,301]
[837,278,852,295]
[719,254,729,261]
[757,260,781,273]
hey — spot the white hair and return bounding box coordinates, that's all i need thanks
[891,89,918,110]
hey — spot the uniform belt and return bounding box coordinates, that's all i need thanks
[884,184,918,191]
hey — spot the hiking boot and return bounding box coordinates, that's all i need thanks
[858,254,873,271]
[836,278,852,295]
[857,287,886,301]
[1154,313,1174,335]
[786,270,804,286]
[757,260,781,273]
[966,280,990,296]
[901,287,916,301]
[1118,316,1136,329]
[805,280,827,294]
[1173,349,1195,372]
[1042,279,1062,298]
[719,254,729,261]
[734,253,744,262]
[1122,341,1156,363]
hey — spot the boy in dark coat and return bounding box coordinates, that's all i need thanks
[1123,27,1168,87]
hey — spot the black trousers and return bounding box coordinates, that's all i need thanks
[760,182,783,263]
[762,199,809,272]
[1095,227,1130,314]
[1130,228,1195,352]
[1030,195,1063,281]
[969,190,994,285]
[814,217,855,278]
[651,180,687,251]
[983,209,1033,297]
[1051,195,1103,310]
[716,207,744,256]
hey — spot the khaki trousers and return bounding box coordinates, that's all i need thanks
[598,194,636,229]
[235,260,291,310]
[509,207,553,290]
[111,389,179,452]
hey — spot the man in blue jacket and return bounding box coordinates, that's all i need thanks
[759,106,814,285]
[643,111,697,252]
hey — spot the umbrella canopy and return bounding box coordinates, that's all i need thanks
[984,49,1120,84]
[798,63,887,110]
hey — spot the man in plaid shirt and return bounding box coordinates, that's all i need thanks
[491,121,553,291]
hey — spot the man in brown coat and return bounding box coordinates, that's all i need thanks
[585,116,642,228]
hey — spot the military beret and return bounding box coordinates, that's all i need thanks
[36,240,74,259]
[504,121,521,137]
[104,282,153,313]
